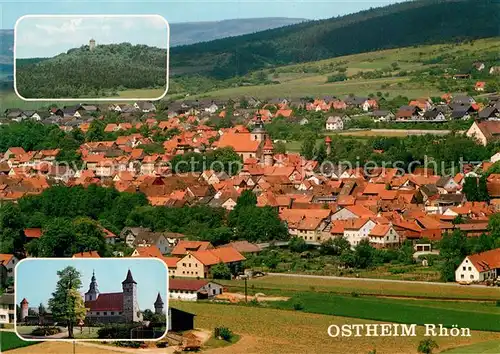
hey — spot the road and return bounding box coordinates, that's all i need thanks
[266,272,488,288]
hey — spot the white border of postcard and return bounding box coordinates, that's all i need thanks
[14,257,169,342]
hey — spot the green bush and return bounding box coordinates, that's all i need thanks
[98,324,142,339]
[496,300,500,307]
[113,341,142,348]
[214,327,233,341]
[31,326,61,336]
[293,301,304,311]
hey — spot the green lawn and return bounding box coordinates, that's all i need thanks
[443,340,500,353]
[268,292,500,332]
[0,331,38,352]
[217,274,500,300]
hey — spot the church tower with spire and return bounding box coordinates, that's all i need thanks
[251,113,267,142]
[122,269,141,323]
[84,270,99,302]
[154,292,164,315]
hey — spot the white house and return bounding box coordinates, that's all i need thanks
[0,254,19,275]
[168,279,223,301]
[368,224,400,249]
[455,248,500,284]
[325,116,344,131]
[343,218,376,247]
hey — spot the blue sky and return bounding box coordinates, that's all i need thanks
[3,0,403,29]
[15,258,168,312]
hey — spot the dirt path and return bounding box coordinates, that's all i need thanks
[217,292,289,302]
[203,335,260,354]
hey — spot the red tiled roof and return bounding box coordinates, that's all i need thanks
[73,251,100,258]
[85,292,123,312]
[169,278,210,291]
[215,133,260,152]
[24,228,42,238]
[369,224,391,237]
[171,241,213,256]
[190,247,246,266]
[467,248,500,272]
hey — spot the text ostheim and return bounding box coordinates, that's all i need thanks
[327,324,471,338]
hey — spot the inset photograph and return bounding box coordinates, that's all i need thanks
[14,258,168,341]
[14,15,169,100]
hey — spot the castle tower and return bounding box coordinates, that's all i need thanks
[84,270,99,302]
[122,269,141,323]
[262,138,274,167]
[251,114,267,142]
[325,136,332,156]
[154,292,164,315]
[89,38,96,51]
[20,298,29,321]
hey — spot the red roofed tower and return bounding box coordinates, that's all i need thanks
[20,298,29,321]
[263,138,274,167]
[325,136,332,156]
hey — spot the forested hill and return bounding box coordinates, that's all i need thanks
[171,0,500,79]
[16,43,167,99]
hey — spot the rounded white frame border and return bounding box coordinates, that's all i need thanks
[13,257,170,342]
[13,14,170,102]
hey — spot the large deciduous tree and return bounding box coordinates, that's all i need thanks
[48,266,85,339]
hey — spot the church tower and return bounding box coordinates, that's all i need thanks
[251,114,267,142]
[20,298,29,321]
[84,270,99,302]
[262,138,274,167]
[122,269,141,323]
[89,38,96,51]
[154,292,164,315]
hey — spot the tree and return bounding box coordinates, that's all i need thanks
[38,303,46,315]
[86,119,106,142]
[0,203,26,256]
[314,142,327,164]
[300,134,316,160]
[320,237,350,256]
[463,177,480,201]
[48,266,85,339]
[37,219,78,257]
[354,239,375,269]
[210,262,232,280]
[289,236,308,253]
[273,141,287,154]
[418,339,438,354]
[439,230,469,281]
[142,309,154,321]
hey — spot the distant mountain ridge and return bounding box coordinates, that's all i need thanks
[169,18,307,47]
[0,18,306,88]
[170,0,500,79]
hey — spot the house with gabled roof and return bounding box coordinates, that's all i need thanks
[169,279,223,301]
[368,224,400,249]
[467,120,500,146]
[455,248,500,284]
[175,248,245,278]
[343,218,376,247]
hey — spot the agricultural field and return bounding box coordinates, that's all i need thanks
[193,37,500,100]
[218,274,500,300]
[174,302,500,354]
[443,340,500,353]
[269,292,500,332]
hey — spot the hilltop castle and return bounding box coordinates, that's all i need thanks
[84,269,163,324]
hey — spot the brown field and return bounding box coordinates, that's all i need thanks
[175,302,500,354]
[219,275,500,300]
